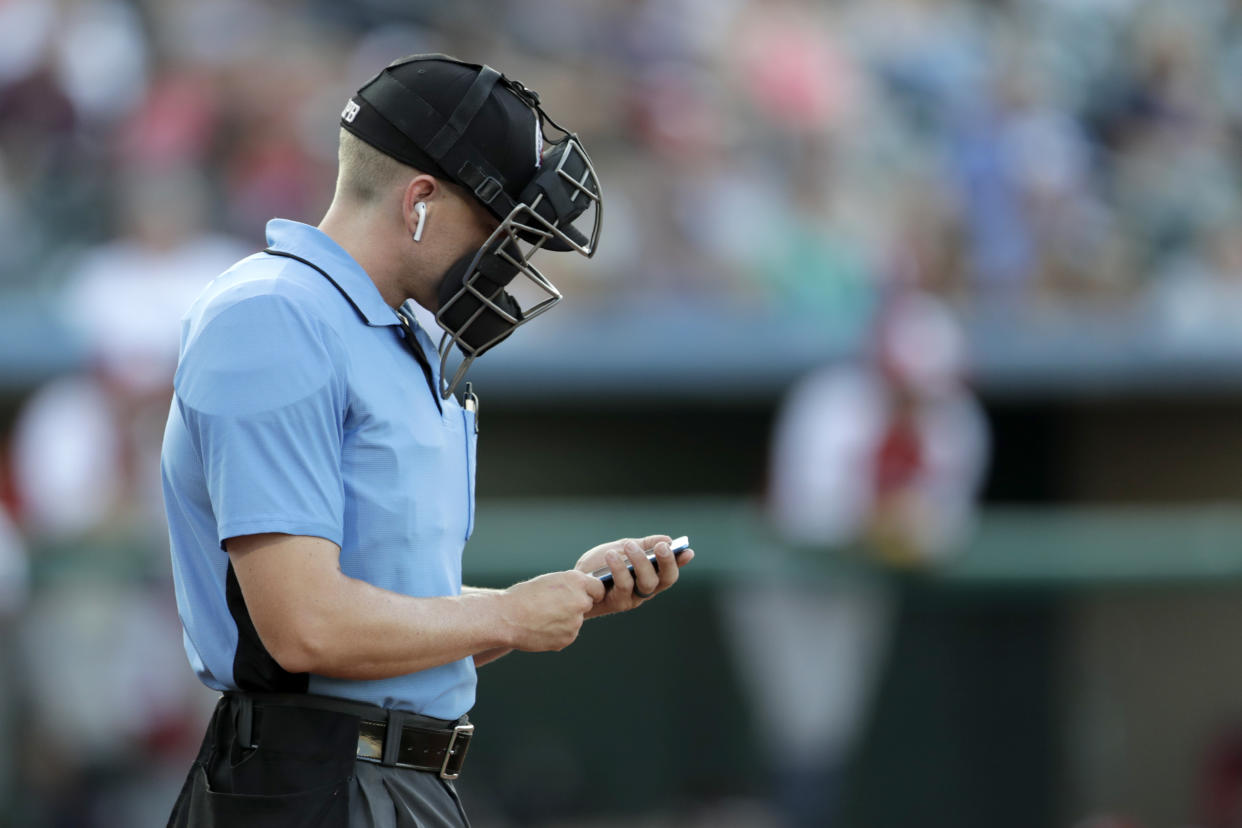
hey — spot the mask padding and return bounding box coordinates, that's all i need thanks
[437,246,525,356]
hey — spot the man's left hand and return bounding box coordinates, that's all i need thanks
[575,534,693,618]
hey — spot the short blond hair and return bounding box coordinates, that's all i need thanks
[336,129,418,203]
[335,128,483,216]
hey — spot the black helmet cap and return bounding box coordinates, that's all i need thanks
[341,53,544,222]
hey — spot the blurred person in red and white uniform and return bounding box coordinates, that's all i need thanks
[771,291,990,566]
[722,290,990,827]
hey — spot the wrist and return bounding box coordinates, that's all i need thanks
[468,588,519,650]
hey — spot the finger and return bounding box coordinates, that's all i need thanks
[623,539,660,598]
[576,539,627,573]
[652,539,680,590]
[637,534,672,552]
[581,570,606,603]
[605,549,636,595]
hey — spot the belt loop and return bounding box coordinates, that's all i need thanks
[382,709,411,767]
[235,695,255,750]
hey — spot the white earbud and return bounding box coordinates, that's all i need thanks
[413,201,428,242]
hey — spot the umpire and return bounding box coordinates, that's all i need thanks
[162,54,692,827]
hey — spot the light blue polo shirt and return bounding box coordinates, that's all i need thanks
[161,219,479,720]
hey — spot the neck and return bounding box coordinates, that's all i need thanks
[318,199,418,310]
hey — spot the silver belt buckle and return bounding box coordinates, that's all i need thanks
[439,723,474,780]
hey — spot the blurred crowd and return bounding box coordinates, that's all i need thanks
[1,0,1241,825]
[3,0,1242,328]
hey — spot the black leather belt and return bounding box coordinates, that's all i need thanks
[226,692,475,780]
[355,718,474,779]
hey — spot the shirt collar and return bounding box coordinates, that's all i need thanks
[265,218,401,328]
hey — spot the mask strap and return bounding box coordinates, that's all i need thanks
[426,66,500,158]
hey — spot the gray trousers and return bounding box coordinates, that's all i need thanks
[350,761,469,828]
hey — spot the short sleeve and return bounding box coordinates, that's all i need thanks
[174,293,348,549]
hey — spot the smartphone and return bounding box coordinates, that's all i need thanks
[592,536,690,589]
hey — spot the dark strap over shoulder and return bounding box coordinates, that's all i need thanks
[261,247,441,412]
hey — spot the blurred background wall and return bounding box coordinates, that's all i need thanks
[4,0,1242,826]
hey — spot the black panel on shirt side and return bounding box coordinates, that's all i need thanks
[226,560,310,693]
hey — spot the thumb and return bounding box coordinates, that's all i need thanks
[582,571,606,603]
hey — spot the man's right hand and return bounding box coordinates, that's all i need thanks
[501,571,606,652]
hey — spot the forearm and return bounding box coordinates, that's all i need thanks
[271,574,515,680]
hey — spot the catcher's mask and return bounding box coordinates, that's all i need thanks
[341,53,601,398]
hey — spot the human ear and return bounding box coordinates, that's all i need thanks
[402,175,437,238]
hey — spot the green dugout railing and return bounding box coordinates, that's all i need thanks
[465,497,1242,588]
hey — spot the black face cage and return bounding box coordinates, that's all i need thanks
[435,136,602,399]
